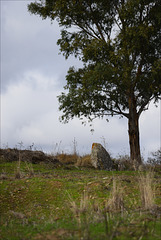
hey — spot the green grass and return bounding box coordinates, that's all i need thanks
[0,161,161,240]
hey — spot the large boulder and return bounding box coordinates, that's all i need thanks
[91,143,113,170]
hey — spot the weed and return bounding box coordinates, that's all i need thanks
[72,137,78,155]
[14,142,24,179]
[14,154,22,179]
[51,141,62,156]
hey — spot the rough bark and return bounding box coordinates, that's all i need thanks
[128,95,142,164]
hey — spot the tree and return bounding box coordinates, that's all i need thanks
[28,0,161,164]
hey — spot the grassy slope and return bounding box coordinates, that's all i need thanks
[0,159,161,240]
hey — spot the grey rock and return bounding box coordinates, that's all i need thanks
[91,143,113,170]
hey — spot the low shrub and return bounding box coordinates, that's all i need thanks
[147,149,161,172]
[76,155,93,168]
[112,155,134,171]
[56,153,78,165]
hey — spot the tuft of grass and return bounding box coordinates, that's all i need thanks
[139,171,155,210]
[106,178,125,213]
[68,190,92,239]
[24,161,35,177]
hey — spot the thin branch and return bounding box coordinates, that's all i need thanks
[72,20,101,40]
[90,107,129,119]
[88,3,107,43]
[114,17,122,31]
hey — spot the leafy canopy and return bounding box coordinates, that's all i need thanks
[28,0,161,123]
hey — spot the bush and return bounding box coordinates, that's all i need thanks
[76,155,93,168]
[56,153,78,165]
[113,155,134,171]
[147,149,161,172]
[147,149,161,166]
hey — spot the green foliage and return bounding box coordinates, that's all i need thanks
[28,0,161,122]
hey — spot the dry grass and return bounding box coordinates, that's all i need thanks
[14,149,22,179]
[69,191,91,217]
[56,153,78,165]
[76,155,93,167]
[139,171,155,210]
[106,178,124,212]
[67,179,127,239]
[67,174,157,239]
[68,190,92,239]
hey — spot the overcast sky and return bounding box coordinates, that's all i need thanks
[1,0,161,159]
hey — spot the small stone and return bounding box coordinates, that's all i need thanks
[91,143,113,170]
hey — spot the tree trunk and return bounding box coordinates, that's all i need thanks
[128,95,142,165]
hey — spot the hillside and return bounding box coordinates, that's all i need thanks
[0,149,161,240]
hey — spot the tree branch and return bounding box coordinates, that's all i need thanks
[115,103,129,118]
[88,3,107,43]
[137,97,154,116]
[91,107,129,119]
[72,20,101,40]
[114,17,122,31]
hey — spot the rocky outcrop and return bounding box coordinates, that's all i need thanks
[91,143,113,170]
[0,148,62,165]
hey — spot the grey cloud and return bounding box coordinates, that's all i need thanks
[1,1,79,92]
